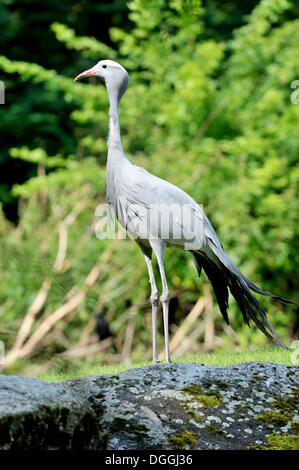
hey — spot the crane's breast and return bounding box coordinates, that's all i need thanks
[105,163,206,250]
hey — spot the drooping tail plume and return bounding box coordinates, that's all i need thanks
[192,251,297,349]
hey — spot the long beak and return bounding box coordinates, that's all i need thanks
[73,68,96,82]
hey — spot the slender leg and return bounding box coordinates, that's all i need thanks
[150,239,171,363]
[139,244,159,363]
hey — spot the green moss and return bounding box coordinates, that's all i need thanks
[110,418,148,437]
[257,390,299,430]
[249,432,299,451]
[248,445,269,450]
[180,401,204,421]
[257,410,291,427]
[273,390,299,414]
[203,380,229,391]
[215,380,230,391]
[169,430,200,450]
[267,433,299,450]
[235,405,246,414]
[203,381,212,389]
[185,408,203,421]
[291,421,299,434]
[205,424,227,438]
[181,385,222,408]
[251,374,261,382]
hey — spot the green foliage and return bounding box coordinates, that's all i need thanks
[0,0,298,370]
[51,22,117,59]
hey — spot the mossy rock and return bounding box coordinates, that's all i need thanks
[169,430,200,450]
[267,433,299,450]
[1,362,298,450]
[257,410,291,427]
[181,385,222,407]
[205,424,228,439]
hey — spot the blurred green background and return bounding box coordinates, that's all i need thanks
[0,0,298,376]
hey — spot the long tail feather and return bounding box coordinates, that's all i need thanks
[194,254,229,324]
[243,277,297,308]
[192,251,292,349]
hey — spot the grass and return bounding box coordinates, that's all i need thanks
[37,347,293,382]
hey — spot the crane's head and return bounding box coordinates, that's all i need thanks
[74,59,129,102]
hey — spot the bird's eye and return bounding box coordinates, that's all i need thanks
[102,65,107,69]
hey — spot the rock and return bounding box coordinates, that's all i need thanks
[0,362,298,450]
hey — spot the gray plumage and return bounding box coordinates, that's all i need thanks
[74,59,295,362]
